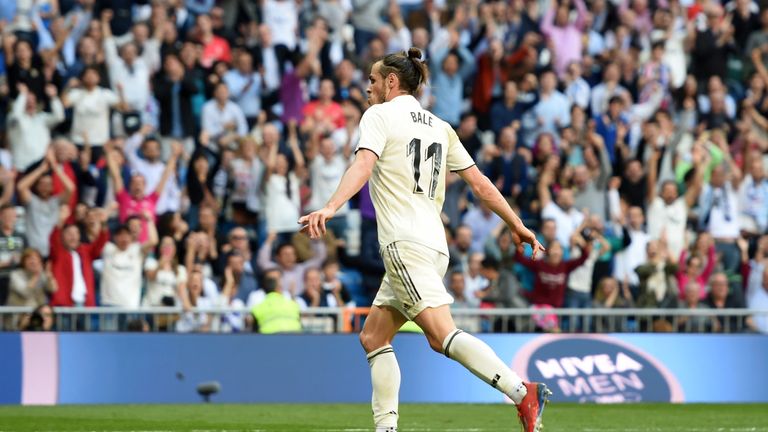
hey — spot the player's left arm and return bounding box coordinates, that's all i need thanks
[457,165,545,259]
[299,149,377,239]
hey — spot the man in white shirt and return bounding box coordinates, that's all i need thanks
[306,135,350,236]
[201,82,249,153]
[101,10,160,116]
[738,157,768,236]
[100,214,158,330]
[538,166,584,249]
[646,144,705,260]
[262,0,298,50]
[63,66,126,150]
[7,84,64,171]
[564,62,591,110]
[590,62,629,116]
[613,206,649,288]
[746,259,768,334]
[101,221,157,305]
[698,164,741,273]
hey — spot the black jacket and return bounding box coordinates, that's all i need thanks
[153,74,198,138]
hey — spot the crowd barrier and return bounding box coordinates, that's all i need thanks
[1,306,765,333]
[0,332,765,405]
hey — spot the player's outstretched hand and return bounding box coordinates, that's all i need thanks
[513,225,546,259]
[299,206,336,239]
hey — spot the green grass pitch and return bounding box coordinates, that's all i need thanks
[1,403,767,431]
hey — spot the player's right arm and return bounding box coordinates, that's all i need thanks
[299,149,377,239]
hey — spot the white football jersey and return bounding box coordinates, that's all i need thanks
[356,95,475,256]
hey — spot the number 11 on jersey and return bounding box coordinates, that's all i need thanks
[408,138,443,200]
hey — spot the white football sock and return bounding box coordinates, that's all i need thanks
[442,329,528,404]
[367,345,400,429]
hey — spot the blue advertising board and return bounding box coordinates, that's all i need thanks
[1,333,766,405]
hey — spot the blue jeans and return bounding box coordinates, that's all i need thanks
[715,241,740,274]
[564,289,592,332]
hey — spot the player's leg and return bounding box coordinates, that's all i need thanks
[360,304,408,432]
[413,305,528,404]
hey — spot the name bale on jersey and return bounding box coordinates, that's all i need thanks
[410,111,433,127]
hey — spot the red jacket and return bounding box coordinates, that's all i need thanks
[49,226,109,306]
[472,53,510,114]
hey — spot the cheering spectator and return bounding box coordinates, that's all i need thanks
[223,51,262,127]
[186,155,218,231]
[3,36,46,100]
[483,127,529,205]
[153,54,198,151]
[490,81,533,137]
[196,13,231,68]
[176,270,213,333]
[201,82,248,154]
[590,63,628,116]
[122,127,182,215]
[229,137,265,226]
[101,9,158,119]
[6,249,56,310]
[302,79,346,135]
[531,71,571,140]
[62,66,127,155]
[646,141,706,260]
[430,38,475,128]
[204,258,248,333]
[8,83,64,171]
[514,241,591,309]
[635,239,679,309]
[541,0,588,79]
[592,276,634,331]
[49,205,109,307]
[143,236,187,308]
[0,203,25,303]
[538,157,584,247]
[305,133,350,237]
[258,232,327,298]
[106,139,181,243]
[18,149,75,257]
[744,235,768,333]
[676,238,717,301]
[263,122,305,237]
[738,156,768,237]
[100,211,158,309]
[613,206,650,290]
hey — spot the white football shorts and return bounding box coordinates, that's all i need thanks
[373,240,453,320]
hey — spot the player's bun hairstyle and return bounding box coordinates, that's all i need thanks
[379,47,430,95]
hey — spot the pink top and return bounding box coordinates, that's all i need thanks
[116,190,158,243]
[302,101,346,130]
[540,0,587,78]
[201,36,232,68]
[676,246,716,300]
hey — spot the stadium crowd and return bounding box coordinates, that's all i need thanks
[0,0,767,334]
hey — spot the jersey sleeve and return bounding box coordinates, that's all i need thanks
[355,107,387,157]
[446,125,475,172]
